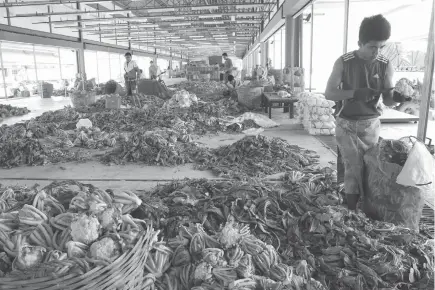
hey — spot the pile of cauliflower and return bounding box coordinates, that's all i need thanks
[164,90,199,109]
[0,183,144,277]
[395,78,415,98]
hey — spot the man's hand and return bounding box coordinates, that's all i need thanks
[353,88,378,102]
[392,91,413,103]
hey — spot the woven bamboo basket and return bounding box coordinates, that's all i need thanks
[0,227,158,290]
[70,91,97,109]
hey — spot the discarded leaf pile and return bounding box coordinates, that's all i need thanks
[169,81,228,95]
[0,104,30,120]
[0,91,251,168]
[102,128,208,166]
[197,135,320,180]
[0,180,159,287]
[129,175,434,290]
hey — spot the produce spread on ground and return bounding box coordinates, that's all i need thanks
[0,104,30,122]
[0,80,433,289]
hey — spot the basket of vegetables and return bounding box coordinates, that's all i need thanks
[0,181,159,290]
[70,74,98,110]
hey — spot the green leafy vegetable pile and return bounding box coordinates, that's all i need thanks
[197,135,320,180]
[128,174,434,289]
[0,104,30,120]
[169,81,227,95]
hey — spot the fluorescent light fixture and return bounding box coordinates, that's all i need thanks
[147,8,175,13]
[213,34,227,37]
[192,6,219,10]
[105,10,131,15]
[204,21,224,25]
[162,16,185,20]
[198,14,221,19]
[231,16,236,21]
[189,35,204,38]
[171,22,191,26]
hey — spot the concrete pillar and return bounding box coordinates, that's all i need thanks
[76,48,86,77]
[260,42,267,67]
[285,15,302,68]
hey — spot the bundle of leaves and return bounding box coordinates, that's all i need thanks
[0,104,30,119]
[0,125,48,168]
[132,176,434,290]
[101,128,208,166]
[196,135,319,180]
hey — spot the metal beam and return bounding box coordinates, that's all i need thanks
[10,7,271,18]
[27,11,268,21]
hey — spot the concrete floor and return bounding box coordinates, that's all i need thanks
[0,96,337,190]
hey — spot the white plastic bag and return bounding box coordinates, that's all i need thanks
[242,128,265,135]
[396,141,434,187]
[76,118,92,129]
[225,112,279,128]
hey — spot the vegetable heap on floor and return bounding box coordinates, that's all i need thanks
[0,104,30,121]
[128,173,432,290]
[0,91,254,168]
[0,169,433,289]
[196,135,319,180]
[169,81,228,95]
[0,181,159,286]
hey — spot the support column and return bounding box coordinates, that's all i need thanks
[260,42,267,67]
[285,15,302,68]
[76,48,86,78]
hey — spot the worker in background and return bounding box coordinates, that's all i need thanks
[123,52,140,96]
[138,69,146,79]
[222,53,233,84]
[149,60,159,80]
[325,14,412,211]
[224,75,240,99]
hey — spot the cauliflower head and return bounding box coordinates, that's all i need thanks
[13,245,46,271]
[89,237,122,261]
[70,214,101,244]
[97,206,122,231]
[395,78,414,97]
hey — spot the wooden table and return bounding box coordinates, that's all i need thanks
[262,92,297,119]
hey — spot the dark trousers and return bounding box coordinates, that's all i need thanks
[337,146,345,184]
[125,79,137,96]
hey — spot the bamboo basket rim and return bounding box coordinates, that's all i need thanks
[0,228,157,290]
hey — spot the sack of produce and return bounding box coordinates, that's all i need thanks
[307,128,335,135]
[0,181,159,290]
[236,86,264,109]
[363,139,427,231]
[297,92,336,135]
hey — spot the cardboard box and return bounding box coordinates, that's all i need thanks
[105,94,121,109]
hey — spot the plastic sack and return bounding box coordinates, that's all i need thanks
[363,142,426,232]
[307,128,335,136]
[223,112,279,128]
[242,128,265,135]
[396,141,434,187]
[76,118,92,129]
